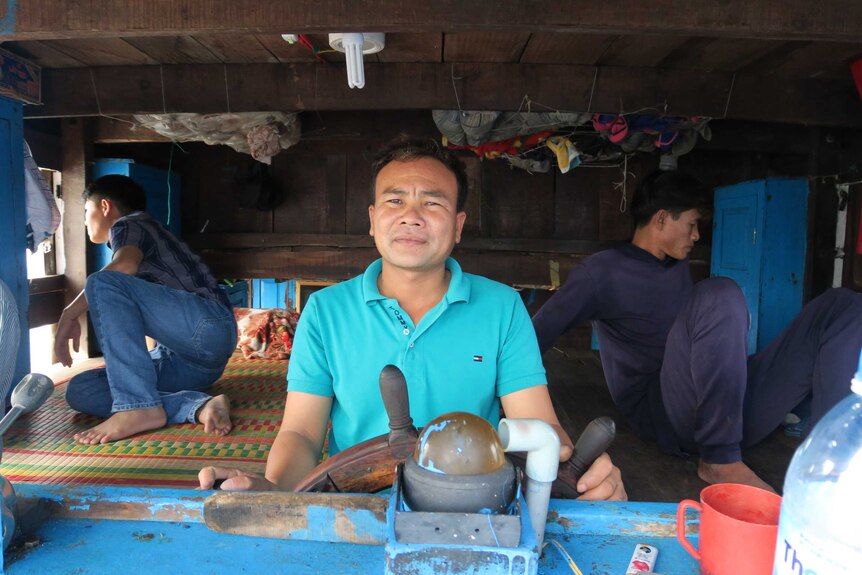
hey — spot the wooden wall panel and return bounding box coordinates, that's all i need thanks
[375,33,442,63]
[193,146,273,233]
[521,33,616,65]
[324,155,347,233]
[345,153,373,235]
[41,38,156,66]
[273,154,342,234]
[443,32,531,63]
[554,169,600,240]
[461,157,483,236]
[192,34,278,63]
[597,35,689,67]
[481,161,554,239]
[596,158,656,241]
[124,36,221,65]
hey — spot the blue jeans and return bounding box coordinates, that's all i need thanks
[65,271,237,425]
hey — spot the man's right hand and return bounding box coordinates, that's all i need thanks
[198,466,279,491]
[54,314,81,368]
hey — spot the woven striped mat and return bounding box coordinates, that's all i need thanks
[0,352,287,488]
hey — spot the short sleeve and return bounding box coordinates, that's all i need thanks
[286,295,335,397]
[495,292,547,397]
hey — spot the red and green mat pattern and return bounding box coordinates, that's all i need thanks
[0,352,287,487]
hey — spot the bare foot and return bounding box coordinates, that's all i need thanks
[698,460,776,493]
[74,407,167,444]
[197,394,232,435]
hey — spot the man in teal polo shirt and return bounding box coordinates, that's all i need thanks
[200,137,626,500]
[288,256,545,456]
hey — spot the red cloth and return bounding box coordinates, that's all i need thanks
[234,307,300,360]
[446,131,553,159]
[852,57,862,101]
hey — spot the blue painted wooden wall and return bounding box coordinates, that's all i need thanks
[0,96,29,390]
[251,278,287,309]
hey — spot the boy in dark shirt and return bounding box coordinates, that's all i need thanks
[55,175,237,444]
[533,170,862,490]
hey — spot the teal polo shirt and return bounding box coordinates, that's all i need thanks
[287,258,547,455]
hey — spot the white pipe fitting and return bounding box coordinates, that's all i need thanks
[498,418,560,482]
[498,418,561,550]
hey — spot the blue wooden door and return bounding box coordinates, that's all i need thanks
[0,97,30,392]
[757,178,808,350]
[711,181,765,354]
[252,279,287,308]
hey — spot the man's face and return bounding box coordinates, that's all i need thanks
[369,158,467,274]
[657,208,701,260]
[84,198,111,244]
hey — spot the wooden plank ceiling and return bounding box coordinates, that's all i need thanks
[2,0,862,126]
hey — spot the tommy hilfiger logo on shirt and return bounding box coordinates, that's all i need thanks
[473,355,483,362]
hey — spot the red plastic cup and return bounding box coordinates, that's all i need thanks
[676,483,781,575]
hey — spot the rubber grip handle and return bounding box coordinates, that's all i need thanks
[379,365,414,434]
[566,416,616,482]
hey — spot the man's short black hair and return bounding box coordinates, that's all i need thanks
[630,170,712,228]
[370,136,469,212]
[83,174,147,214]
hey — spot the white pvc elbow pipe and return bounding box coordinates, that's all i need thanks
[498,418,561,550]
[498,418,560,482]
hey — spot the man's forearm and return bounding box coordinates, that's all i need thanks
[60,289,89,322]
[264,429,325,491]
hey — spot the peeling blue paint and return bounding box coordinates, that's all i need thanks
[8,484,702,574]
[0,1,15,36]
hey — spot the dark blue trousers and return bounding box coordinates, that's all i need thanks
[660,278,862,463]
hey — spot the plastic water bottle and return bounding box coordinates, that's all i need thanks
[773,348,862,575]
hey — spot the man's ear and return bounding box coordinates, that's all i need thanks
[368,204,375,236]
[654,209,669,229]
[454,211,467,244]
[100,198,113,216]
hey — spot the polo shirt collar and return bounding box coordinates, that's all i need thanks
[361,257,471,304]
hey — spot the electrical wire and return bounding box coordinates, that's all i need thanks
[297,34,328,63]
[542,538,585,575]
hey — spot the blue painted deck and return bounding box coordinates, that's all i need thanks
[4,485,699,574]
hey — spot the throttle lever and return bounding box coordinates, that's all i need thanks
[566,416,616,487]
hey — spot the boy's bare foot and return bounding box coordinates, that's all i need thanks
[74,407,167,444]
[197,394,232,435]
[698,459,776,493]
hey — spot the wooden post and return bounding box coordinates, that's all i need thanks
[0,96,30,391]
[60,117,92,359]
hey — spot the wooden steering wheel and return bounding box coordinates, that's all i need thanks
[293,365,591,498]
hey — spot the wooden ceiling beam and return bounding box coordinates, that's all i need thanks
[2,1,862,42]
[23,62,862,127]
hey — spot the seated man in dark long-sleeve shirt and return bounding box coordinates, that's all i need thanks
[532,170,862,490]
